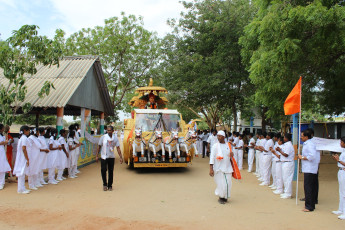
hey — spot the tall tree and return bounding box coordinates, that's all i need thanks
[240,0,345,119]
[160,0,255,129]
[62,13,161,115]
[0,25,62,125]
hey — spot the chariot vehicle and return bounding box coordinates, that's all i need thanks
[123,79,198,168]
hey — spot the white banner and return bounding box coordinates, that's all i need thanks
[313,137,343,153]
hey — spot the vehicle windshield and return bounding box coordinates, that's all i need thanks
[135,113,181,132]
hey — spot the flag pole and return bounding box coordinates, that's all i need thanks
[295,76,302,205]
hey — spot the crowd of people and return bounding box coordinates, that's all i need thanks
[0,123,82,194]
[204,128,345,220]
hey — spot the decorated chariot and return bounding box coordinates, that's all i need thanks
[123,79,198,168]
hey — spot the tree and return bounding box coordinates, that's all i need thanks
[240,0,345,120]
[14,114,57,126]
[62,13,161,116]
[159,0,256,130]
[0,25,62,125]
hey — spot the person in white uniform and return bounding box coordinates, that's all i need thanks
[247,133,255,173]
[0,124,11,190]
[276,133,295,199]
[257,133,267,182]
[27,128,42,190]
[209,130,233,204]
[269,133,281,190]
[235,134,244,170]
[271,136,284,195]
[259,132,274,186]
[47,129,62,184]
[57,129,69,181]
[332,136,345,220]
[37,128,49,185]
[230,132,239,164]
[13,126,31,194]
[68,130,80,178]
[207,130,218,153]
[254,133,261,177]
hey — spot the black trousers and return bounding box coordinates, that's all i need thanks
[101,158,115,188]
[304,173,318,211]
[202,141,208,157]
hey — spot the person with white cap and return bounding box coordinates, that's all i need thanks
[209,130,233,204]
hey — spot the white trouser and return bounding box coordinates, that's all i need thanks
[261,154,272,185]
[271,161,276,186]
[214,172,232,199]
[28,174,37,188]
[0,172,5,186]
[281,161,295,196]
[248,149,255,172]
[255,151,261,174]
[40,171,45,182]
[18,175,26,193]
[237,150,243,170]
[68,165,77,177]
[275,162,283,192]
[338,169,345,213]
[48,168,56,182]
[57,169,64,179]
[233,149,238,164]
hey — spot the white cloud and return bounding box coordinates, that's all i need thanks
[49,0,184,37]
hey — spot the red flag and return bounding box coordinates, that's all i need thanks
[284,77,302,115]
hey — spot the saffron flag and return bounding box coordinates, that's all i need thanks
[284,77,302,115]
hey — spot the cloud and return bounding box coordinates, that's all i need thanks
[49,0,184,37]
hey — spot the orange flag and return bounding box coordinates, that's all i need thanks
[284,76,302,115]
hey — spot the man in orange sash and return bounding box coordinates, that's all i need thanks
[209,130,234,204]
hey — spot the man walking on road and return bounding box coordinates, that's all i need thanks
[96,126,123,191]
[209,130,234,204]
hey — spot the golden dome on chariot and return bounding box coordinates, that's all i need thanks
[129,78,169,109]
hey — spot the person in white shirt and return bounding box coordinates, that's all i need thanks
[67,130,80,178]
[332,136,345,220]
[96,126,123,191]
[247,133,255,173]
[0,124,11,190]
[47,129,62,185]
[259,132,274,186]
[209,130,233,204]
[271,136,284,195]
[27,128,42,190]
[235,134,244,170]
[257,133,267,182]
[202,130,209,158]
[197,130,203,155]
[230,132,239,164]
[298,129,320,212]
[37,128,49,186]
[13,126,31,194]
[254,133,261,176]
[207,130,218,153]
[275,134,295,199]
[57,129,69,181]
[269,133,281,190]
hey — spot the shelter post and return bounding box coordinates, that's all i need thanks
[250,116,254,133]
[100,112,105,134]
[81,108,91,138]
[56,107,64,136]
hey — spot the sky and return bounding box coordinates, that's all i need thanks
[0,0,185,40]
[0,0,185,121]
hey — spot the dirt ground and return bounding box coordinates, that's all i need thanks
[0,149,344,230]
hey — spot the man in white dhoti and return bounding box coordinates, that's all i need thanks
[209,131,233,204]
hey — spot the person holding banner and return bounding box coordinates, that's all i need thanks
[298,129,320,212]
[209,130,233,204]
[96,126,123,191]
[331,136,345,220]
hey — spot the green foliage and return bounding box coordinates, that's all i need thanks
[14,114,57,126]
[61,13,161,119]
[240,0,345,118]
[0,25,62,125]
[160,0,256,129]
